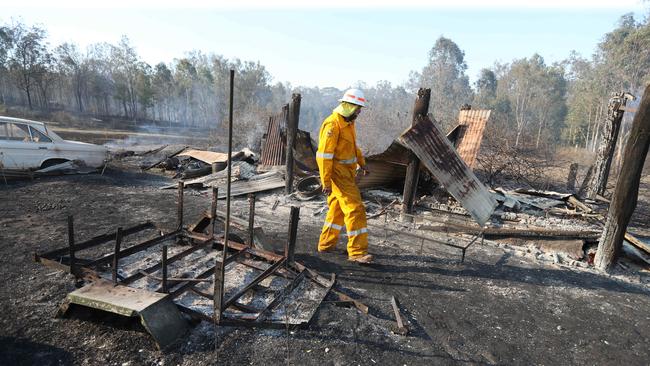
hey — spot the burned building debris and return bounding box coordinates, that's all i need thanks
[15,74,650,362]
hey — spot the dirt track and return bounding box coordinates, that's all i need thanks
[1,167,650,365]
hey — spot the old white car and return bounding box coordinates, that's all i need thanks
[0,116,108,171]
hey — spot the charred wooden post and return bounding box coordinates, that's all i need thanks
[67,215,75,275]
[285,206,300,265]
[209,187,218,237]
[586,92,635,199]
[595,85,650,271]
[177,181,184,230]
[214,69,235,324]
[112,227,122,286]
[161,245,168,293]
[285,93,301,194]
[402,88,431,216]
[247,193,256,247]
[567,163,579,192]
[578,165,594,198]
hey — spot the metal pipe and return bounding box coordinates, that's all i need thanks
[215,69,235,324]
[67,215,75,275]
[162,245,168,293]
[177,181,184,230]
[112,227,122,286]
[285,206,300,265]
[247,193,255,247]
[209,187,218,237]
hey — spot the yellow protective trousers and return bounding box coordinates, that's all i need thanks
[316,111,368,257]
[318,165,369,257]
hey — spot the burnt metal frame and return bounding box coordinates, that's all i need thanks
[372,211,483,263]
[35,212,317,328]
[34,70,332,332]
[35,184,325,330]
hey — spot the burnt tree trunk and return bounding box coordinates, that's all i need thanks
[566,163,579,193]
[401,88,431,216]
[595,84,650,271]
[285,93,301,194]
[585,92,633,199]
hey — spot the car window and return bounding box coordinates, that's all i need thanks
[29,126,52,143]
[0,122,31,141]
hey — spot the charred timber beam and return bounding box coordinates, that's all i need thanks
[586,92,635,199]
[595,85,650,270]
[567,163,579,192]
[402,88,431,216]
[285,93,301,194]
[419,224,600,240]
[391,296,408,335]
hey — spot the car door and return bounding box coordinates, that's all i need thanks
[0,122,42,170]
[28,125,57,166]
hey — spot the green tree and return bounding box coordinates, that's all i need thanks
[6,21,51,110]
[411,36,473,129]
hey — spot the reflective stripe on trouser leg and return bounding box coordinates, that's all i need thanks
[318,193,344,251]
[331,174,368,258]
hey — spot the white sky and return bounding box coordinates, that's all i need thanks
[1,1,647,89]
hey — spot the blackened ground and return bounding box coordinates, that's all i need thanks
[1,167,649,366]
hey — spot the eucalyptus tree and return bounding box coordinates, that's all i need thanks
[412,36,473,130]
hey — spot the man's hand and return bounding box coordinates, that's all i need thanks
[322,186,332,195]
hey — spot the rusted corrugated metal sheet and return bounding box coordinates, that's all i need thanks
[398,115,497,226]
[354,141,410,189]
[294,130,318,172]
[455,109,491,169]
[259,105,288,167]
[357,160,407,189]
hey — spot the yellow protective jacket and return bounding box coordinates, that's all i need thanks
[316,112,366,189]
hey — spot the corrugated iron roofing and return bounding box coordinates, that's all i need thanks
[259,105,288,167]
[455,109,491,169]
[398,115,497,226]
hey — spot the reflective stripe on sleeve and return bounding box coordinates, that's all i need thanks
[317,152,334,159]
[323,221,343,230]
[347,227,368,236]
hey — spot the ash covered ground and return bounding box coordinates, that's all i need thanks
[2,162,650,366]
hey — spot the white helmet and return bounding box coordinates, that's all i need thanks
[339,88,366,107]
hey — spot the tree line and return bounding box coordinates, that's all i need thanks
[0,14,648,152]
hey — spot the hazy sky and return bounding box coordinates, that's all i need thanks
[1,1,647,90]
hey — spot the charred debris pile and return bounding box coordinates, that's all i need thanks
[106,89,650,272]
[30,71,650,351]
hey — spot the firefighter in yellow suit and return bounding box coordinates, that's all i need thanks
[316,88,373,264]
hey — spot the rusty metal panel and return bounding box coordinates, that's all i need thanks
[293,130,318,172]
[455,109,491,169]
[354,141,410,189]
[357,160,407,189]
[398,115,497,226]
[259,105,288,166]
